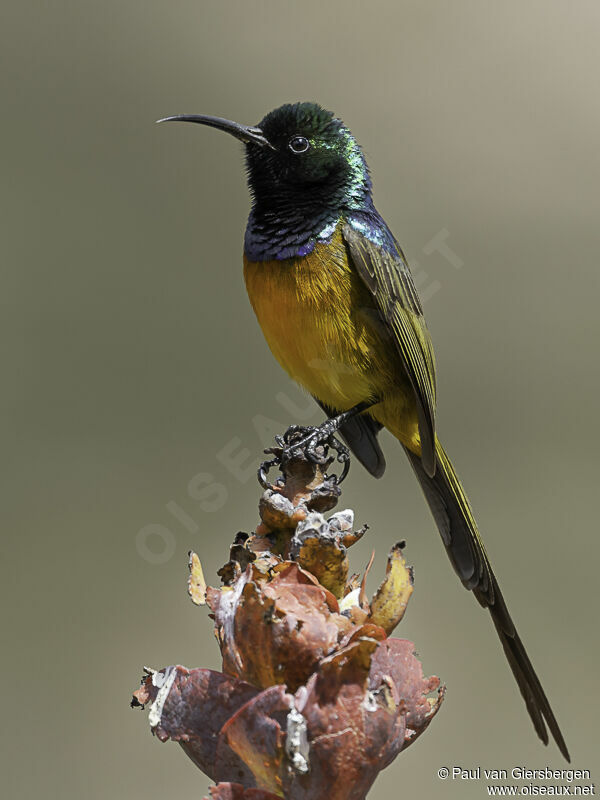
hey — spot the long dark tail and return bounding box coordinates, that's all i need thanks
[404,437,570,761]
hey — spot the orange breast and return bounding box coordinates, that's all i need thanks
[243,226,420,451]
[244,227,388,405]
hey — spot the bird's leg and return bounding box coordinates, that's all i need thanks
[315,399,378,440]
[285,399,380,462]
[258,400,380,489]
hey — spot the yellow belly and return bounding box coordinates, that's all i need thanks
[243,227,421,453]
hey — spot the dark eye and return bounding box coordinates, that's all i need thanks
[288,135,310,154]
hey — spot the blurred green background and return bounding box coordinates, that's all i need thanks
[3,1,599,798]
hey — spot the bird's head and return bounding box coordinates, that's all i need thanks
[159,102,371,214]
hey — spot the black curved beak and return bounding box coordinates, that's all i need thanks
[156,114,273,149]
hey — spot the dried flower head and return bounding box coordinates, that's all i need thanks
[132,436,443,799]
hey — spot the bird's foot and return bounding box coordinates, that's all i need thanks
[284,420,349,463]
[258,423,350,490]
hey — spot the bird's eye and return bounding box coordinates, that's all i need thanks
[288,135,310,154]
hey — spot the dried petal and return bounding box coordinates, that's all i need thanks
[288,639,402,800]
[188,551,207,605]
[368,638,445,748]
[259,490,305,531]
[368,543,414,634]
[203,785,281,800]
[328,510,369,548]
[220,685,293,796]
[327,509,354,532]
[291,512,349,597]
[132,666,258,782]
[271,562,341,613]
[208,563,354,691]
[358,551,375,609]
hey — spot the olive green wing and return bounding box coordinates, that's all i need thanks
[343,222,437,476]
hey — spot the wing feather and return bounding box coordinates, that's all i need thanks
[343,223,437,476]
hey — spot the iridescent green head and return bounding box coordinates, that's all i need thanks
[159,102,371,213]
[158,102,377,259]
[246,102,371,207]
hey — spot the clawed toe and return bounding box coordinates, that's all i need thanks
[258,422,352,490]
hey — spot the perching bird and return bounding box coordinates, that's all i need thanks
[159,102,569,759]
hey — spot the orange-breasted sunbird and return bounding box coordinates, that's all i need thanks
[159,102,568,760]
